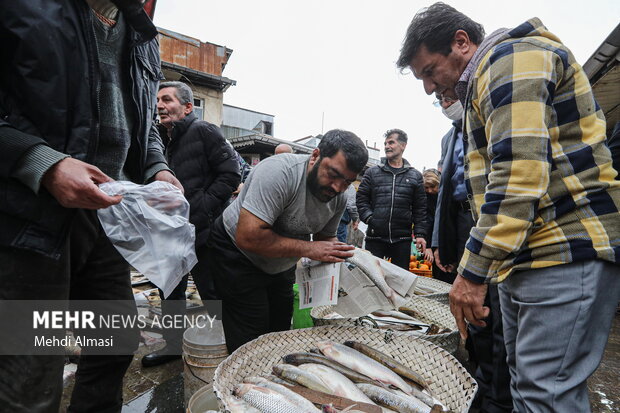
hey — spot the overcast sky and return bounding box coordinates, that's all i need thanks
[154,0,619,170]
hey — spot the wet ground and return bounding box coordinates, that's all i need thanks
[588,309,619,412]
[59,309,620,412]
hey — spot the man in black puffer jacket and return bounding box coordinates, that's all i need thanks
[356,129,427,270]
[141,81,240,367]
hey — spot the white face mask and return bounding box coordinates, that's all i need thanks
[442,100,464,121]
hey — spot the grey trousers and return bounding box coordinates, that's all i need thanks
[499,260,620,412]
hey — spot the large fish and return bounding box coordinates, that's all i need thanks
[356,383,434,413]
[227,395,262,413]
[283,352,383,386]
[372,310,419,322]
[348,249,402,307]
[344,340,429,390]
[317,340,413,394]
[272,363,332,394]
[298,363,375,405]
[391,389,448,412]
[244,376,320,412]
[233,383,301,413]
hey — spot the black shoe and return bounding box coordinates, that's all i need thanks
[141,348,182,367]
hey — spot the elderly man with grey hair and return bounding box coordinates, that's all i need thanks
[141,81,240,367]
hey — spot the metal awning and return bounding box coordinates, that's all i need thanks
[161,61,236,92]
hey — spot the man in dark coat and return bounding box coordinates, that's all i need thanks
[0,0,182,411]
[356,129,427,270]
[141,81,240,367]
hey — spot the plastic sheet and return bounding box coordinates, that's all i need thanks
[97,181,198,298]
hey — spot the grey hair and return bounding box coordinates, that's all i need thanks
[159,81,194,105]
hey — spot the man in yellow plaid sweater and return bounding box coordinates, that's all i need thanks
[398,3,620,411]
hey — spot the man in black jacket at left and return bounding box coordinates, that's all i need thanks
[141,81,240,367]
[0,1,182,411]
[356,129,427,270]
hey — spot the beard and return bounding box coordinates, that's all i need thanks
[307,158,338,203]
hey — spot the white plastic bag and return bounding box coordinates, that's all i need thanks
[97,181,198,298]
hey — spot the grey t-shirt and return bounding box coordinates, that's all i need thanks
[223,154,347,274]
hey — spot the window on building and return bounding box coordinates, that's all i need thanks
[193,98,205,120]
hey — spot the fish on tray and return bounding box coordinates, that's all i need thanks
[316,340,413,394]
[229,340,450,412]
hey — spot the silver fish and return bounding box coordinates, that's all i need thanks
[348,248,401,307]
[299,363,375,405]
[392,389,448,412]
[357,383,433,413]
[317,340,412,394]
[233,383,302,413]
[226,397,261,413]
[227,395,262,413]
[262,374,290,385]
[371,310,419,321]
[272,363,332,394]
[244,376,320,412]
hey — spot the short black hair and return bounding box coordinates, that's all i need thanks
[318,129,368,173]
[384,128,408,144]
[397,2,485,70]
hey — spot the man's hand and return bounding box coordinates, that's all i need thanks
[423,248,434,264]
[434,248,455,273]
[233,182,244,196]
[449,275,489,340]
[41,158,122,209]
[352,220,359,231]
[154,170,184,194]
[415,237,426,252]
[307,240,355,263]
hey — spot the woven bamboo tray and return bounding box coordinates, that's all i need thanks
[414,276,451,304]
[311,296,459,354]
[213,325,476,412]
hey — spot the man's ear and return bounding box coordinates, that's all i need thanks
[452,29,473,55]
[308,148,320,167]
[184,102,193,115]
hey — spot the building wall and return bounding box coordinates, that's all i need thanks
[193,85,224,125]
[223,105,274,136]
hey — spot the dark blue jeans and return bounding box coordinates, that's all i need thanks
[337,221,348,243]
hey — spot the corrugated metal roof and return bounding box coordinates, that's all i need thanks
[157,27,233,77]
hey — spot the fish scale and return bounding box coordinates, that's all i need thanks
[233,383,304,413]
[244,376,320,412]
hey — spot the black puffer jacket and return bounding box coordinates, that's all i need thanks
[0,0,166,259]
[356,159,427,242]
[160,113,240,247]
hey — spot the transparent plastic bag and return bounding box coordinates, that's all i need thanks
[97,181,198,298]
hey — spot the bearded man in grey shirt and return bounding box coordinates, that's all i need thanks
[204,129,368,352]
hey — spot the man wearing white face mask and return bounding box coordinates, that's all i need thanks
[431,94,512,413]
[432,94,469,282]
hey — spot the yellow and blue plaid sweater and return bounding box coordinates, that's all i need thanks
[458,18,620,284]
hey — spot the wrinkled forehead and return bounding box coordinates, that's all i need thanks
[384,134,403,145]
